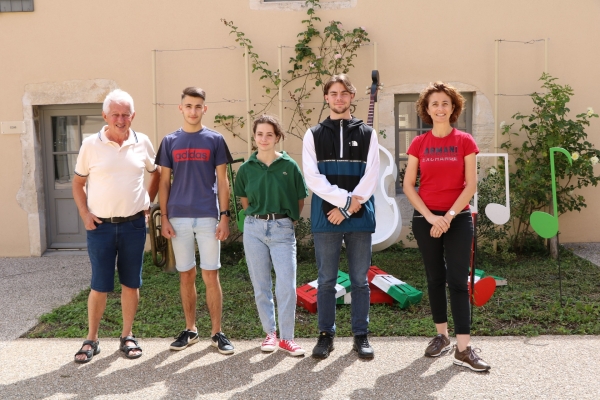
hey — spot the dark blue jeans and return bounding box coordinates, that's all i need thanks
[412,210,473,334]
[313,231,372,336]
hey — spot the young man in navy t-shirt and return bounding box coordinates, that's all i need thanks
[156,87,235,354]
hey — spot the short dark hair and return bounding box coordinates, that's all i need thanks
[253,114,285,141]
[181,87,206,101]
[416,81,465,125]
[323,74,356,96]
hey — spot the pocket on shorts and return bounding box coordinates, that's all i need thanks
[130,216,146,230]
[169,217,183,229]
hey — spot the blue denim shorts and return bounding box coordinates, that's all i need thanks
[86,214,146,292]
[169,217,221,272]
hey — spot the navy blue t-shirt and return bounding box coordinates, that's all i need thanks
[156,127,232,218]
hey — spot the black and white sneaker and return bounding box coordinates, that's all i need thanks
[211,332,235,355]
[353,334,374,359]
[170,330,199,351]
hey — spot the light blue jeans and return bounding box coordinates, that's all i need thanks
[243,216,298,340]
[314,231,372,336]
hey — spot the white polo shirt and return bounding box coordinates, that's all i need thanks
[74,126,157,218]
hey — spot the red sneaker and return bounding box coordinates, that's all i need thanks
[279,339,306,356]
[261,332,277,352]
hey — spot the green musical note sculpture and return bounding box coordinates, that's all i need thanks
[530,147,572,239]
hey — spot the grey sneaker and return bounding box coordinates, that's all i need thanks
[170,330,199,351]
[424,334,451,357]
[453,346,491,372]
[211,332,235,355]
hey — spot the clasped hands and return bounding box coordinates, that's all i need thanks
[426,213,453,238]
[327,195,363,225]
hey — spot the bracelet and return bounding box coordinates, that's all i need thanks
[161,213,168,217]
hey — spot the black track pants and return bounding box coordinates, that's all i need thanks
[412,210,473,335]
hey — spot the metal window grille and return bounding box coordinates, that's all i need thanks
[0,0,34,12]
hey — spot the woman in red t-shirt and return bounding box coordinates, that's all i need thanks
[404,82,490,372]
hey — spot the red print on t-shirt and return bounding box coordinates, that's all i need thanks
[173,148,211,162]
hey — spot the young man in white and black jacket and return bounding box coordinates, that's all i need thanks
[302,74,380,359]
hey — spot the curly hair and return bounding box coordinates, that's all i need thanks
[252,114,285,141]
[416,82,465,125]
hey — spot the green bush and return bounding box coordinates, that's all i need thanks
[501,73,600,253]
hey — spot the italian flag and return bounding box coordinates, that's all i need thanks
[308,270,352,300]
[367,266,423,309]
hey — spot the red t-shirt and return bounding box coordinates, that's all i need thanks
[407,129,479,211]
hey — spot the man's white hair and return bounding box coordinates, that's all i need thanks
[103,89,135,114]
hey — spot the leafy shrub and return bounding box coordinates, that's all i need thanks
[501,73,600,253]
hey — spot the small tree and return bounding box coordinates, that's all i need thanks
[217,0,370,140]
[501,73,600,253]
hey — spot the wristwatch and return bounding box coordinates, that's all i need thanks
[449,210,456,219]
[220,210,231,218]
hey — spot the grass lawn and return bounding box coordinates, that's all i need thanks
[26,242,600,339]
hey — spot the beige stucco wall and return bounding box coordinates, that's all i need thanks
[1,0,598,256]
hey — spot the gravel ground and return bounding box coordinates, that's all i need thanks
[1,336,599,399]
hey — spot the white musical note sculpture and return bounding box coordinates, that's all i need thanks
[475,153,510,225]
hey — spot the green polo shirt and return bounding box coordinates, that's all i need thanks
[234,151,308,221]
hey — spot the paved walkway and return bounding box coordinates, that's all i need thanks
[1,336,600,399]
[0,245,599,399]
[0,252,90,341]
[562,242,600,267]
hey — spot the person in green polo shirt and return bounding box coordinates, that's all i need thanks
[235,115,308,356]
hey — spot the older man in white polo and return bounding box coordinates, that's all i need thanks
[72,89,160,363]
